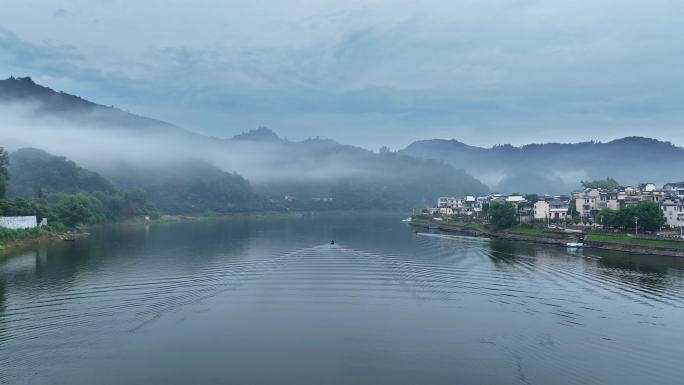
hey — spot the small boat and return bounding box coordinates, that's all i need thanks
[330,240,335,245]
[566,242,584,249]
[401,217,412,223]
[63,236,76,242]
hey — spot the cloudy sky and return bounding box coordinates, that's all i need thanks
[1,0,683,149]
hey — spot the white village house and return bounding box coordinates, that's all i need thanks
[661,199,684,229]
[663,182,684,199]
[534,198,570,222]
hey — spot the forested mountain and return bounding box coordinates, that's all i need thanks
[233,129,489,209]
[1,148,158,226]
[402,137,684,194]
[8,148,115,197]
[0,77,489,210]
[103,160,269,214]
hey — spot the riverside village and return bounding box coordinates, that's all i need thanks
[412,179,684,256]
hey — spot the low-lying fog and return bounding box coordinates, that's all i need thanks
[0,102,379,183]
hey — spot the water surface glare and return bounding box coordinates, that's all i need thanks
[1,213,684,384]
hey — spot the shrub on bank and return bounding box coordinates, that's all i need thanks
[0,226,45,244]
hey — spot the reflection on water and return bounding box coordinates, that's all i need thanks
[0,274,4,316]
[1,213,684,385]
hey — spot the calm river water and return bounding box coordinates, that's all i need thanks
[1,213,684,385]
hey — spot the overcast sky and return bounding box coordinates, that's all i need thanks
[1,0,683,149]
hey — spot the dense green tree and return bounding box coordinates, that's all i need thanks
[8,148,114,197]
[489,201,517,229]
[49,193,106,227]
[109,160,267,214]
[634,201,667,230]
[1,148,159,227]
[480,202,490,218]
[0,147,8,199]
[0,197,52,219]
[597,202,665,231]
[581,177,620,190]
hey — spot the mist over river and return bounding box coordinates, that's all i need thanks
[1,213,683,385]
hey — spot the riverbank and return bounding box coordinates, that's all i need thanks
[0,227,89,258]
[409,218,684,257]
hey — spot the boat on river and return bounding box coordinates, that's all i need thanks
[565,234,585,249]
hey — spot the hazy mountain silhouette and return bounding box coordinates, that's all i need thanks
[0,77,488,209]
[402,137,684,193]
[0,76,182,131]
[4,76,681,198]
[228,128,489,207]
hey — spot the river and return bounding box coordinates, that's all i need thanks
[1,213,683,384]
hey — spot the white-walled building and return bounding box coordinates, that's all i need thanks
[437,197,462,209]
[639,183,658,192]
[662,199,684,229]
[506,195,526,204]
[534,199,570,222]
[533,201,549,220]
[0,216,39,229]
[574,188,621,217]
[438,207,454,216]
[663,182,684,198]
[575,189,601,217]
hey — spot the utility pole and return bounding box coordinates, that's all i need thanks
[634,216,639,236]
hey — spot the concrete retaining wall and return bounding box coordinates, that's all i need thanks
[0,216,38,229]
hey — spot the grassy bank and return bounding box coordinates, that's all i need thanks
[0,225,70,246]
[586,233,684,249]
[507,226,567,239]
[0,225,77,258]
[0,226,45,242]
[440,219,487,232]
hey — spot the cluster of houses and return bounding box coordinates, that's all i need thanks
[573,182,684,228]
[431,194,571,224]
[430,181,684,230]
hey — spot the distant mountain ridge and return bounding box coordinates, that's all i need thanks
[4,75,680,200]
[0,76,488,209]
[0,76,179,130]
[232,127,284,142]
[402,136,684,193]
[227,127,489,207]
